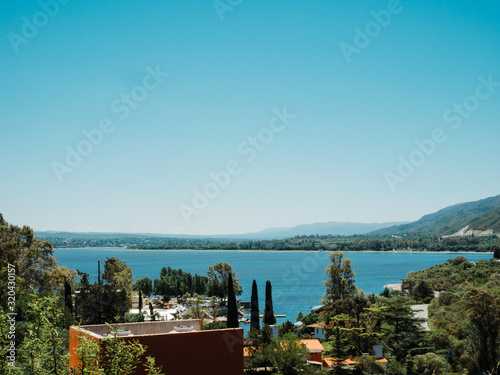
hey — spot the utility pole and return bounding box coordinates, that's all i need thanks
[444,350,450,375]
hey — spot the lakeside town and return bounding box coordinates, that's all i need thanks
[2,213,500,374]
[3,0,500,373]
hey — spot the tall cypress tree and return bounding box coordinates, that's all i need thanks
[250,279,260,331]
[64,277,73,314]
[227,274,239,328]
[494,246,500,260]
[138,290,143,311]
[263,280,276,325]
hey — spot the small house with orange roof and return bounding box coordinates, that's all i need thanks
[306,321,334,339]
[300,339,324,363]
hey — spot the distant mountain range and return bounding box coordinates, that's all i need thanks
[239,221,408,239]
[35,194,500,247]
[371,194,500,236]
[35,221,406,245]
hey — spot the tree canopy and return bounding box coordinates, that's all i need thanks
[323,251,357,305]
[207,261,242,300]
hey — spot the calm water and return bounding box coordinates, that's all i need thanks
[54,249,491,330]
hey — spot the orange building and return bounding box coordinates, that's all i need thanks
[300,339,324,363]
[69,319,244,375]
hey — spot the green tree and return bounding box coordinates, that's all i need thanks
[70,323,165,375]
[102,257,133,308]
[324,251,357,305]
[75,266,130,324]
[64,277,73,314]
[183,292,208,325]
[355,355,385,374]
[296,311,304,322]
[208,296,219,320]
[465,287,500,374]
[0,289,69,375]
[380,296,424,360]
[324,313,353,359]
[263,280,276,325]
[412,352,446,375]
[70,328,102,375]
[494,246,500,259]
[153,276,175,302]
[207,262,242,301]
[250,279,260,332]
[133,277,153,297]
[412,280,434,303]
[0,214,71,307]
[269,333,308,375]
[226,274,239,328]
[101,324,146,375]
[143,357,164,375]
[380,287,392,298]
[0,307,18,374]
[278,321,296,337]
[21,291,69,374]
[153,267,208,302]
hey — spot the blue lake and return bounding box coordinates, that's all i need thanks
[54,249,492,329]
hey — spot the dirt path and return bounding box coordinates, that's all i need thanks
[411,304,430,331]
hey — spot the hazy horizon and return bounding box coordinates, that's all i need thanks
[34,219,411,236]
[2,1,499,235]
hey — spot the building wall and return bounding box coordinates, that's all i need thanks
[309,352,322,363]
[70,326,244,375]
[314,328,325,339]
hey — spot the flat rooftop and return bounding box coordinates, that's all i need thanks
[74,319,202,338]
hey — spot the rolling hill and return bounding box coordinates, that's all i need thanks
[371,194,500,236]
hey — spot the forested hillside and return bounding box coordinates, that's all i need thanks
[403,254,500,374]
[372,194,500,236]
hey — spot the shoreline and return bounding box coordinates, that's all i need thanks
[54,247,493,255]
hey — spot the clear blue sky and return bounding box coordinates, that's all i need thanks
[1,0,499,235]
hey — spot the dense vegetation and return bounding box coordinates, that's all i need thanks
[0,214,243,374]
[251,251,500,374]
[0,213,167,374]
[36,231,249,249]
[129,234,498,252]
[37,230,499,252]
[3,212,500,374]
[403,255,500,374]
[246,251,464,374]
